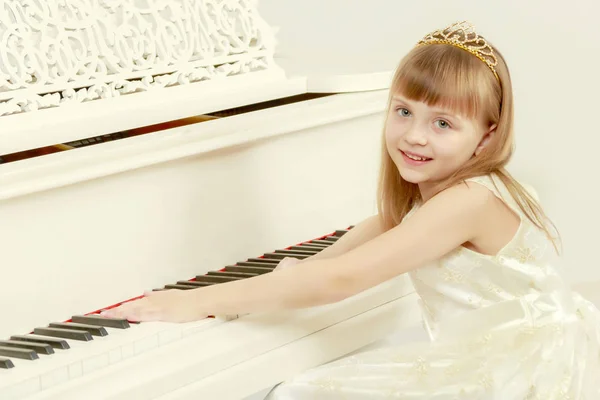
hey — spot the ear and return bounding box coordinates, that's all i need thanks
[474,124,497,156]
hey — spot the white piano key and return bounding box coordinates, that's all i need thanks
[133,333,158,355]
[40,364,69,390]
[82,353,109,375]
[120,342,134,360]
[108,348,122,365]
[0,369,40,400]
[67,362,82,379]
[0,317,224,400]
[158,325,183,346]
[180,317,224,338]
[40,340,84,389]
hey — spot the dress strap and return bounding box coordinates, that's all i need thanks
[464,174,522,217]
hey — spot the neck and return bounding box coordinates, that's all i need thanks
[418,181,445,202]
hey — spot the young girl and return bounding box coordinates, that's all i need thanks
[104,21,600,398]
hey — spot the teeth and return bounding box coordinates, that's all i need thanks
[405,152,428,161]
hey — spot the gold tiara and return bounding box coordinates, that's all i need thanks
[416,21,499,81]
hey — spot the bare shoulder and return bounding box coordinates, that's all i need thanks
[418,180,496,222]
[459,179,521,254]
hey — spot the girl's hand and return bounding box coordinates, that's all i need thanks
[274,257,301,271]
[101,289,208,323]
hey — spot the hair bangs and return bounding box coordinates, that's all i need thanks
[391,45,495,122]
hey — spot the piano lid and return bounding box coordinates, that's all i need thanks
[276,54,393,94]
[0,0,393,156]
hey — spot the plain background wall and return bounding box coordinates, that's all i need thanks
[258,0,600,284]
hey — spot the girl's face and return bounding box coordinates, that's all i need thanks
[385,94,495,199]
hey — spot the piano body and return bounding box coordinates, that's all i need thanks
[0,1,422,399]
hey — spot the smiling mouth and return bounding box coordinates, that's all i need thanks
[400,150,432,162]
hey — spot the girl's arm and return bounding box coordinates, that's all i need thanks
[104,183,492,322]
[275,214,383,269]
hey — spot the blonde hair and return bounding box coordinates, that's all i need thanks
[376,36,561,253]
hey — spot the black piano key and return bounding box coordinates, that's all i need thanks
[276,249,319,256]
[274,249,317,256]
[176,280,215,287]
[334,230,349,236]
[195,275,243,284]
[163,284,196,290]
[309,240,334,246]
[10,335,70,350]
[33,327,93,342]
[0,346,39,360]
[321,237,338,242]
[71,314,130,329]
[236,261,276,268]
[246,258,278,264]
[207,271,258,278]
[224,265,272,274]
[49,322,108,337]
[0,357,14,369]
[290,245,325,252]
[0,340,54,355]
[262,253,309,260]
[299,242,328,248]
[270,249,316,257]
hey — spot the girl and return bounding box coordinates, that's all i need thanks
[105,21,600,398]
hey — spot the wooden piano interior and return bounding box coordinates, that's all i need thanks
[0,1,422,399]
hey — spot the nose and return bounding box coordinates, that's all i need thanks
[404,124,427,146]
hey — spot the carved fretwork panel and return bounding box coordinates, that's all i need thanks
[0,0,277,116]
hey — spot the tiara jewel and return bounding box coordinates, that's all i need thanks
[416,21,499,81]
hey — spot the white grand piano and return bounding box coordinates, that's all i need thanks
[0,1,422,399]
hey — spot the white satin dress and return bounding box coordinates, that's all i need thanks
[266,174,600,399]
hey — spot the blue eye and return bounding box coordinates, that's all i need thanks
[397,108,411,117]
[436,120,450,129]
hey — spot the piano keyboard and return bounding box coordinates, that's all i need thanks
[0,228,350,399]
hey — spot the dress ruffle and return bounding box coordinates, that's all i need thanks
[267,291,600,399]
